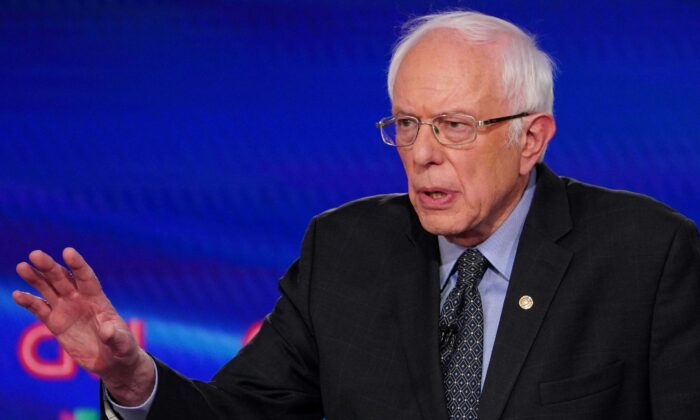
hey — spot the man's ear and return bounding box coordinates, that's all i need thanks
[519,113,556,175]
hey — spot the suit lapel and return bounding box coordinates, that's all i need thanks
[394,210,449,420]
[478,164,574,420]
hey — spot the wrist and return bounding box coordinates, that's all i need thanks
[104,349,156,407]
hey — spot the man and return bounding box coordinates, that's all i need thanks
[13,10,700,419]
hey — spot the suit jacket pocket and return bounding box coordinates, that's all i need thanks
[539,360,624,405]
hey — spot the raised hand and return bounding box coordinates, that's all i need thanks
[13,247,155,406]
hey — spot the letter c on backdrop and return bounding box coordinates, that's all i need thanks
[18,319,146,380]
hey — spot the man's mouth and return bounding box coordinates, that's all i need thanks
[426,191,447,199]
[417,188,455,208]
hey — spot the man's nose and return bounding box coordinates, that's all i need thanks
[411,123,443,166]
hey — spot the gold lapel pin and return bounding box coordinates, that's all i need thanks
[519,295,534,310]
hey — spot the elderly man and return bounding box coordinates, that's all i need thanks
[13,10,700,420]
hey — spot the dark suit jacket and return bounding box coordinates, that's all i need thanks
[138,164,700,419]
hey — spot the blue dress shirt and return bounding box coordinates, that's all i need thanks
[437,168,536,389]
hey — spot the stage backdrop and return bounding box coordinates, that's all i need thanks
[1,1,698,418]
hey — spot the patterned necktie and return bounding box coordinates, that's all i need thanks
[439,249,489,420]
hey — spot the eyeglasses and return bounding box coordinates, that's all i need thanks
[375,112,529,148]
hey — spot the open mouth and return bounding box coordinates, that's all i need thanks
[418,188,454,207]
[426,191,447,199]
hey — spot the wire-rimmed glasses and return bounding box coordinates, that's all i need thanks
[375,112,529,148]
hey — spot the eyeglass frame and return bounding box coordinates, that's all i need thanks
[375,111,529,148]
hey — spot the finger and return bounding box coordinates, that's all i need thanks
[28,250,76,296]
[62,247,104,295]
[60,266,77,287]
[16,261,59,303]
[12,290,52,321]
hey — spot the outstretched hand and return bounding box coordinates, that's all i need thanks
[13,247,155,406]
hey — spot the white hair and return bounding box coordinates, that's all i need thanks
[387,11,555,146]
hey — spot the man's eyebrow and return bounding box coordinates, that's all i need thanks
[392,108,476,118]
[439,107,476,115]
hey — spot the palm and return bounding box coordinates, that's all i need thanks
[52,294,129,373]
[13,248,138,376]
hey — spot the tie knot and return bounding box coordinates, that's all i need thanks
[456,249,489,288]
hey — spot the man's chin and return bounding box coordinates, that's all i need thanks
[416,214,464,237]
[416,214,486,246]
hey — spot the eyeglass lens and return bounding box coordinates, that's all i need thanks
[383,115,477,146]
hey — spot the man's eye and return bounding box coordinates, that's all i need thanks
[397,118,416,128]
[445,120,467,129]
[438,118,472,133]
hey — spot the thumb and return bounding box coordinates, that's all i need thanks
[99,321,138,359]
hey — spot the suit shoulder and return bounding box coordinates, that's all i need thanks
[310,193,414,234]
[315,193,411,220]
[561,176,696,232]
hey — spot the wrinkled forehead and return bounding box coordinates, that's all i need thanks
[392,28,508,114]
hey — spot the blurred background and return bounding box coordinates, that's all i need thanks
[1,0,698,418]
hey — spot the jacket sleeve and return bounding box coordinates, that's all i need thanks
[649,217,700,417]
[142,218,323,419]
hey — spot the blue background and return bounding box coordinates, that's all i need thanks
[1,1,698,418]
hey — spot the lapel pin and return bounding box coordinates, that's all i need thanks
[519,295,534,310]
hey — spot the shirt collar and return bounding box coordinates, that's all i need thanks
[438,168,537,287]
